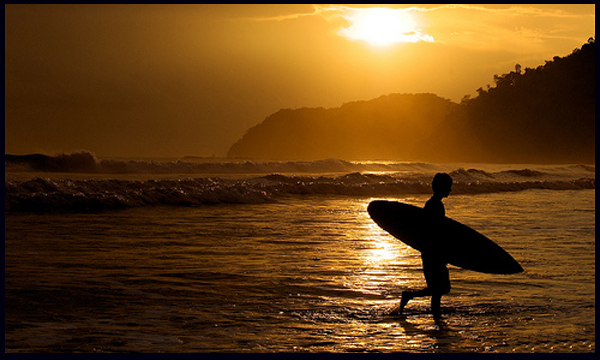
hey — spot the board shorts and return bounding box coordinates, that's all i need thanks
[421,252,451,295]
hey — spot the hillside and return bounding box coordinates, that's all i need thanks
[228,39,595,163]
[228,93,457,160]
[421,38,595,163]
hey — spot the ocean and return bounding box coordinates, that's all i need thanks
[5,154,595,353]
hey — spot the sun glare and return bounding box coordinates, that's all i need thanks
[339,7,433,46]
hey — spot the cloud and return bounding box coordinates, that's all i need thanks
[246,4,593,51]
[334,7,434,45]
[246,5,436,45]
[240,4,334,22]
[409,4,594,53]
[436,4,594,18]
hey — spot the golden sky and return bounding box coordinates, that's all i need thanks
[5,4,595,158]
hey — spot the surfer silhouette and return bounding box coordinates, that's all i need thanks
[391,172,453,321]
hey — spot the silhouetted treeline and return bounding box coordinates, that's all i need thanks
[228,39,595,163]
[423,38,595,163]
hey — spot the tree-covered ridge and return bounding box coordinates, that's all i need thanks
[228,39,595,163]
[431,38,595,163]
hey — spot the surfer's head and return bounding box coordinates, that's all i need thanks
[432,173,452,197]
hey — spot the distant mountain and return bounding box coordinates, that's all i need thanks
[228,39,595,163]
[228,93,457,160]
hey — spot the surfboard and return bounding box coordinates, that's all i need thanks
[367,200,523,274]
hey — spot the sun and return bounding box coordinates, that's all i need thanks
[338,7,433,46]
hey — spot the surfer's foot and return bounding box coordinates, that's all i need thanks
[389,304,402,316]
[390,291,412,316]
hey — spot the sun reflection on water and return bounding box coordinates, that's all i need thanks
[361,202,417,266]
[343,201,425,306]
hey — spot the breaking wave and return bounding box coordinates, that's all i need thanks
[5,152,396,174]
[5,172,595,212]
[5,152,596,177]
[5,152,594,212]
[5,152,100,173]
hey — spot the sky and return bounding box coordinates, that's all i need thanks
[5,4,595,158]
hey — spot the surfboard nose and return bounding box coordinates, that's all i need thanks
[506,260,524,274]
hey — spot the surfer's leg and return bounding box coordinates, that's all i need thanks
[391,288,431,315]
[398,291,413,314]
[390,291,412,315]
[431,293,442,321]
